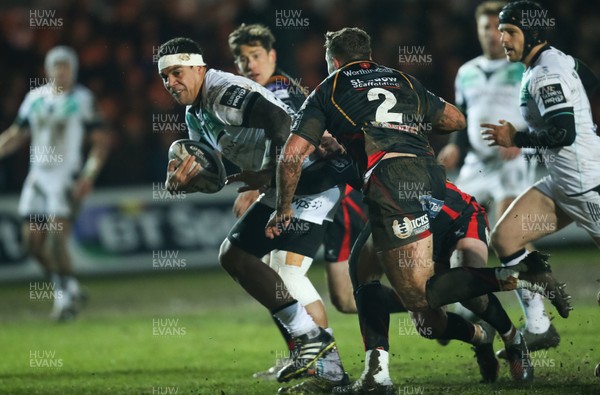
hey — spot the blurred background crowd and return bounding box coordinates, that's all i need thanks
[1,0,598,192]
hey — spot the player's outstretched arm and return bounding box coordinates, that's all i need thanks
[433,103,467,133]
[265,133,314,239]
[0,124,29,159]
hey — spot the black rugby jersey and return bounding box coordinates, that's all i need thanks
[292,60,446,178]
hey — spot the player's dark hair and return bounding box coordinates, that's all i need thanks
[475,1,507,20]
[158,37,203,57]
[324,27,371,64]
[228,24,276,56]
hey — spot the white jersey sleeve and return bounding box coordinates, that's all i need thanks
[521,47,600,195]
[205,83,257,126]
[527,55,574,117]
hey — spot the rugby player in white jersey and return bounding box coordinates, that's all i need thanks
[227,23,361,384]
[0,46,110,321]
[438,1,560,354]
[482,0,599,324]
[158,37,350,393]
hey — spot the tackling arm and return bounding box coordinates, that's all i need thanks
[434,102,467,133]
[276,134,315,213]
[265,133,315,239]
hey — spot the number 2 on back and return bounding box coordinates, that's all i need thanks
[367,88,403,123]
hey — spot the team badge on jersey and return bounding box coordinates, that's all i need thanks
[539,83,566,109]
[220,85,250,109]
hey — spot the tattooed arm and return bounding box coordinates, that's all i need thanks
[265,134,315,239]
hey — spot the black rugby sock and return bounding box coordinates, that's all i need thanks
[473,293,512,335]
[379,283,408,313]
[272,316,295,350]
[355,281,390,351]
[426,267,502,309]
[439,312,476,343]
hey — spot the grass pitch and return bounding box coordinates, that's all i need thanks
[0,247,598,394]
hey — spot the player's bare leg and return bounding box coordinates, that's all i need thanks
[492,187,572,355]
[22,220,68,320]
[219,240,338,383]
[22,221,53,273]
[48,217,87,321]
[325,262,357,314]
[378,235,434,312]
[254,249,332,380]
[220,239,301,310]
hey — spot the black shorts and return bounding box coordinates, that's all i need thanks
[432,181,489,267]
[227,202,325,259]
[365,156,446,251]
[323,186,368,262]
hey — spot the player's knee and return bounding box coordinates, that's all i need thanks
[278,265,321,306]
[396,277,429,311]
[402,295,430,312]
[461,295,488,315]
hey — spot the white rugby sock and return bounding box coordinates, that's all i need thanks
[516,289,551,334]
[363,349,393,385]
[273,302,319,338]
[500,249,550,334]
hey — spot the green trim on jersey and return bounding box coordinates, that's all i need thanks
[520,80,531,104]
[63,96,78,116]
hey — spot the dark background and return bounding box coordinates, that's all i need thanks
[1,0,598,192]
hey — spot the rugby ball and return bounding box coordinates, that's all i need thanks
[167,139,226,193]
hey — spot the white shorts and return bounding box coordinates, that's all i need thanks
[258,186,342,225]
[534,175,600,238]
[18,172,75,218]
[456,153,531,205]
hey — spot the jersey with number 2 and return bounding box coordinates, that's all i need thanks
[292,61,446,177]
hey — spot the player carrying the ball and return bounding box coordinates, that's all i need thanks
[157,37,353,393]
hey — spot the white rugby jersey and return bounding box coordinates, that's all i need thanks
[185,68,340,223]
[185,69,294,171]
[16,84,100,175]
[520,47,600,195]
[455,56,526,162]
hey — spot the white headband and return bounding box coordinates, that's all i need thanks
[158,53,206,71]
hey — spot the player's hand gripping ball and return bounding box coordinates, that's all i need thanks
[168,139,226,193]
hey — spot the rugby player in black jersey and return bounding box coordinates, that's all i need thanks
[335,181,533,393]
[266,27,572,390]
[228,24,376,387]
